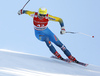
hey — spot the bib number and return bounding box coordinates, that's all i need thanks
[37,24,45,27]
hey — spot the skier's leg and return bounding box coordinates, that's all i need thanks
[51,35,76,61]
[57,41,77,61]
[43,28,77,61]
[35,29,63,59]
[44,37,64,60]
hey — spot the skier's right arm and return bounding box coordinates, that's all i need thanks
[18,9,35,17]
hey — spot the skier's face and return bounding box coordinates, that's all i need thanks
[39,14,46,19]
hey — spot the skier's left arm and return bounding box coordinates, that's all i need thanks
[48,14,66,34]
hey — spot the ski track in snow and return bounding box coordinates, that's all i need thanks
[0,49,100,76]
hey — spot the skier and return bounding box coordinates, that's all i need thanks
[18,7,78,62]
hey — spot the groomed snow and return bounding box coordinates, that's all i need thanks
[0,49,100,76]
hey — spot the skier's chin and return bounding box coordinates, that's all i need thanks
[39,16,45,19]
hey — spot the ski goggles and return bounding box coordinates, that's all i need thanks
[39,14,46,16]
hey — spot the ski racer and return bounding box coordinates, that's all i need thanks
[18,7,78,62]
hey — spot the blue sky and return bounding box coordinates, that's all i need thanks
[0,0,100,66]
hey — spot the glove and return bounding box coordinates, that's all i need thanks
[18,9,23,15]
[60,26,66,34]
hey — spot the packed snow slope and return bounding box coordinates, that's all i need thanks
[0,49,100,76]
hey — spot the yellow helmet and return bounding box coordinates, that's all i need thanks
[38,7,47,15]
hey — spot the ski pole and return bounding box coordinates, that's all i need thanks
[22,0,30,10]
[66,31,94,38]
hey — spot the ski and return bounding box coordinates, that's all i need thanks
[51,56,72,63]
[74,61,88,66]
[51,56,88,67]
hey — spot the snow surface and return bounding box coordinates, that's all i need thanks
[0,49,100,76]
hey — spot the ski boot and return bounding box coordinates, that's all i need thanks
[54,51,64,60]
[68,55,78,62]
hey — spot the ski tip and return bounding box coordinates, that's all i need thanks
[85,64,89,67]
[92,36,94,38]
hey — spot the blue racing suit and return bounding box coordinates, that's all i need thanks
[22,10,72,58]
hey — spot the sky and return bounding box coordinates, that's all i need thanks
[0,0,100,66]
